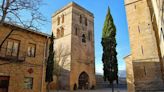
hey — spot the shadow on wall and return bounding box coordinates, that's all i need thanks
[49,66,70,90]
[132,61,164,91]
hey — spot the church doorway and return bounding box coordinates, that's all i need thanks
[78,72,89,89]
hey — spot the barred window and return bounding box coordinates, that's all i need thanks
[24,77,33,89]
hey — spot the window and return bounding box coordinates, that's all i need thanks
[56,29,60,38]
[62,15,64,23]
[82,34,86,43]
[27,43,36,57]
[138,26,140,33]
[88,31,91,41]
[0,76,9,90]
[61,27,64,37]
[80,15,82,23]
[161,28,164,40]
[141,45,144,55]
[85,18,87,26]
[57,17,60,25]
[144,66,146,76]
[6,40,20,57]
[75,27,78,36]
[134,5,136,9]
[24,77,33,89]
[56,28,64,38]
[6,42,13,55]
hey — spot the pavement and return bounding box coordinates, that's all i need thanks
[51,88,127,92]
[50,84,127,92]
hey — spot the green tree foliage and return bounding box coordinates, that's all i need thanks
[101,7,118,85]
[45,33,54,92]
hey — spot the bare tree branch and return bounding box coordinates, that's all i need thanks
[53,44,70,90]
[0,0,47,30]
[54,44,70,90]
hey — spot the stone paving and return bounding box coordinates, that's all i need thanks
[51,88,127,92]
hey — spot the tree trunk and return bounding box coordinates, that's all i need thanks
[112,82,114,92]
[117,80,119,92]
[56,76,59,92]
[46,82,50,92]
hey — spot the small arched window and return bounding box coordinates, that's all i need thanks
[75,27,78,36]
[61,27,64,37]
[134,5,136,9]
[88,31,91,41]
[82,34,86,43]
[57,17,60,25]
[80,15,82,23]
[85,17,87,26]
[62,15,64,23]
[57,29,60,38]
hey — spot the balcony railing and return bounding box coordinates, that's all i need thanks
[0,47,26,62]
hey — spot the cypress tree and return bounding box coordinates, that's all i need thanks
[101,7,118,92]
[45,33,54,92]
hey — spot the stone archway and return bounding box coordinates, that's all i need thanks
[78,72,89,89]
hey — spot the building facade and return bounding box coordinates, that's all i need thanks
[150,0,164,77]
[52,2,96,90]
[124,0,164,92]
[0,23,48,92]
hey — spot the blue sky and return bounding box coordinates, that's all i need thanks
[40,0,130,74]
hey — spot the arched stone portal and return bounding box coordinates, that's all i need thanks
[78,72,89,89]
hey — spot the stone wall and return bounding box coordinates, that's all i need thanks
[124,55,135,92]
[124,0,164,91]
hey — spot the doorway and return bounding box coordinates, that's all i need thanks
[0,76,9,92]
[78,72,89,89]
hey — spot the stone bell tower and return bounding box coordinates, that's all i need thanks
[52,2,96,90]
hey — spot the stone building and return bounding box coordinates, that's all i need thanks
[52,2,96,90]
[150,0,164,77]
[124,0,164,92]
[0,23,49,92]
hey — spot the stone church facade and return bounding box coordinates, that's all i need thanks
[52,2,96,90]
[124,0,164,92]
